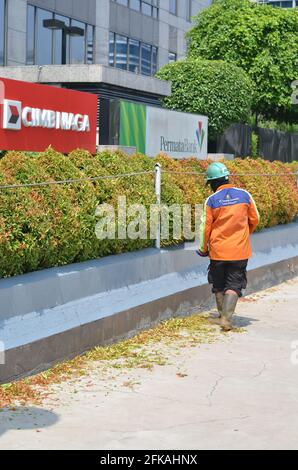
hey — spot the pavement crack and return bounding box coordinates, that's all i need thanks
[253,362,267,379]
[206,375,226,406]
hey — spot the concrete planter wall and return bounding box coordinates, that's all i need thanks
[1,222,298,384]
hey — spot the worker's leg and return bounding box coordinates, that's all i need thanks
[208,261,226,322]
[215,291,224,317]
[221,260,248,331]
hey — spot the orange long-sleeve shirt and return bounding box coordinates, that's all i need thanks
[199,184,260,261]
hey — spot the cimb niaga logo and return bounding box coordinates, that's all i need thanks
[3,99,22,130]
[2,99,91,132]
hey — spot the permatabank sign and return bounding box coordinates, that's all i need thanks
[146,107,208,159]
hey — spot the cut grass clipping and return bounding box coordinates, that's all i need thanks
[0,313,222,408]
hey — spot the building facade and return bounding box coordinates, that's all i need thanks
[0,0,211,71]
[0,0,212,147]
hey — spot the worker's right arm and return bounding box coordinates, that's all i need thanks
[199,200,213,254]
[248,195,260,234]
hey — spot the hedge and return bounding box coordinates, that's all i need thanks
[156,59,253,139]
[287,161,298,173]
[0,148,297,279]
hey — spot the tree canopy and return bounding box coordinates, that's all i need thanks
[156,58,253,139]
[187,0,298,123]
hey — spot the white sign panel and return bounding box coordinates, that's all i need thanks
[146,107,208,159]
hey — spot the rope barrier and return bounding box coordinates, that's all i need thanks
[162,170,297,177]
[0,169,296,190]
[0,171,155,190]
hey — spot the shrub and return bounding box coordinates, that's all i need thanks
[187,0,298,123]
[156,58,253,139]
[0,150,297,279]
[286,161,298,174]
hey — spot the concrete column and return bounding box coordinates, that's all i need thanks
[94,0,110,65]
[177,29,187,59]
[6,0,27,65]
[157,1,170,69]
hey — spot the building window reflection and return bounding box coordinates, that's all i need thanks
[26,4,95,65]
[129,39,140,73]
[115,34,128,70]
[169,0,177,15]
[53,14,70,65]
[113,0,159,18]
[168,51,177,64]
[36,8,53,65]
[109,32,158,77]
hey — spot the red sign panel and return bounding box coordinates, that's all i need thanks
[0,78,98,153]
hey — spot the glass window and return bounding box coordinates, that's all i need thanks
[70,19,85,64]
[129,38,140,73]
[115,34,128,70]
[268,0,294,6]
[113,0,159,17]
[152,46,157,75]
[27,6,94,66]
[169,0,177,15]
[26,5,35,65]
[36,8,53,65]
[53,14,70,65]
[168,51,177,63]
[280,1,293,6]
[141,2,152,15]
[109,31,115,66]
[110,31,158,77]
[130,0,141,11]
[141,43,151,76]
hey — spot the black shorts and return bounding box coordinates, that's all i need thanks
[208,260,248,297]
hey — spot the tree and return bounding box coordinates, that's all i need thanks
[156,58,253,139]
[187,0,298,123]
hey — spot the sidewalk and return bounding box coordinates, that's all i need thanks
[1,278,298,450]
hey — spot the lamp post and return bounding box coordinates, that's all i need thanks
[43,19,85,65]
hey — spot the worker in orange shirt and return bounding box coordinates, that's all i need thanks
[197,162,260,331]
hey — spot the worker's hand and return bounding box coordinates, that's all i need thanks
[196,249,209,258]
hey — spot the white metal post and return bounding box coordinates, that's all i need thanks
[155,163,161,250]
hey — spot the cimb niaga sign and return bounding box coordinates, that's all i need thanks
[0,78,97,153]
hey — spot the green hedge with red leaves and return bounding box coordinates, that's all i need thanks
[0,148,297,278]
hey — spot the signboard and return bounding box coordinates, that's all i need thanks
[0,78,98,153]
[119,101,208,159]
[146,107,208,159]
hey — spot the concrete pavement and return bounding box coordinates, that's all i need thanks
[0,278,298,450]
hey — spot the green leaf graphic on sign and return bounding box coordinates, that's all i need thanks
[120,101,146,154]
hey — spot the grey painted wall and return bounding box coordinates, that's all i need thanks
[0,221,297,383]
[0,221,297,350]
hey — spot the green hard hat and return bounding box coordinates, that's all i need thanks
[206,162,230,181]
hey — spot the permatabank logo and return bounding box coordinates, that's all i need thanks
[196,121,205,152]
[3,99,22,130]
